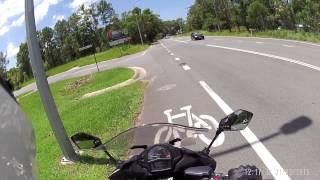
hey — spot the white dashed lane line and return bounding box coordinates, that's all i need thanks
[182,64,191,71]
[175,57,181,61]
[256,41,264,44]
[282,44,294,48]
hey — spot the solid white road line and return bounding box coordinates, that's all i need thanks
[142,51,147,56]
[207,36,320,47]
[282,44,294,48]
[207,44,320,72]
[199,81,291,180]
[175,57,181,61]
[182,65,191,71]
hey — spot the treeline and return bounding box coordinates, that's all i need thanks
[186,0,320,32]
[1,0,181,90]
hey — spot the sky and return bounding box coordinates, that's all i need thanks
[0,0,194,69]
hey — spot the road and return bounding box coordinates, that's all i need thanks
[16,36,320,179]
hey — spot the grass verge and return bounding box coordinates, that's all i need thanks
[181,30,320,43]
[18,67,145,179]
[19,44,148,89]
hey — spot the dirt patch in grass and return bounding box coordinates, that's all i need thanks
[65,75,93,92]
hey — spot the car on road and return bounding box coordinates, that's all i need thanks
[191,32,205,40]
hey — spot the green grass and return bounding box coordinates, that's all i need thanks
[18,67,145,179]
[19,44,148,89]
[181,29,320,43]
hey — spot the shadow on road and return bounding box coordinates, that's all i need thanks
[211,116,312,157]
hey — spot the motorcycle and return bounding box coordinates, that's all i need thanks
[71,109,262,180]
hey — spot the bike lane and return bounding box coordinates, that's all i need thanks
[130,42,274,178]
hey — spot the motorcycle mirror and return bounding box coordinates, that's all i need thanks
[181,137,197,147]
[219,109,253,131]
[71,132,102,149]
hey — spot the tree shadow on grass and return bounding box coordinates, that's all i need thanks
[211,116,312,157]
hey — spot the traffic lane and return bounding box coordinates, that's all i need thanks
[162,39,320,179]
[154,41,282,179]
[136,42,272,177]
[187,36,320,68]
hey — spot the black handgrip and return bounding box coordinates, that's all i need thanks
[130,145,148,149]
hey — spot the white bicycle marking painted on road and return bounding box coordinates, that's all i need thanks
[199,81,291,180]
[154,105,225,148]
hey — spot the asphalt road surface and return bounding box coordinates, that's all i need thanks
[16,36,320,180]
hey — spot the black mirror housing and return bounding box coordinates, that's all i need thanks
[219,109,253,131]
[71,132,102,149]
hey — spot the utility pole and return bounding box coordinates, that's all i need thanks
[133,0,144,45]
[135,13,144,45]
[25,0,79,163]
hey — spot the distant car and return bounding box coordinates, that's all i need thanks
[191,32,204,40]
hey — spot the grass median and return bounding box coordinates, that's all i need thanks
[20,44,148,88]
[18,67,145,179]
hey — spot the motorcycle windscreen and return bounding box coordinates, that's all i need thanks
[102,123,208,161]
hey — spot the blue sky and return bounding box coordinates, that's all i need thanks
[0,0,194,69]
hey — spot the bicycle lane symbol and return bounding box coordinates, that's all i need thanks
[154,105,225,148]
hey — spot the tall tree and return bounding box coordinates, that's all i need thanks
[97,0,115,26]
[0,51,8,78]
[246,0,269,30]
[39,27,62,69]
[16,43,33,80]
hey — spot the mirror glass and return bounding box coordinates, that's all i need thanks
[219,109,253,131]
[71,132,102,149]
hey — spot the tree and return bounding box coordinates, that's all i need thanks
[0,51,8,78]
[16,43,33,80]
[6,68,22,90]
[54,19,70,48]
[39,27,62,69]
[295,0,320,32]
[246,1,269,30]
[187,3,204,30]
[97,0,115,26]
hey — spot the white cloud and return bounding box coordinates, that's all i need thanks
[0,26,10,36]
[0,0,60,37]
[0,0,25,28]
[35,0,59,24]
[6,42,19,61]
[11,15,25,27]
[52,15,65,22]
[69,0,98,10]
